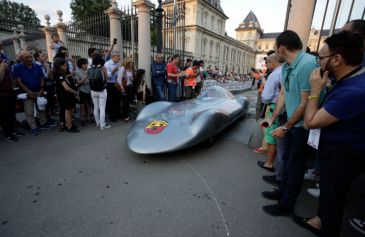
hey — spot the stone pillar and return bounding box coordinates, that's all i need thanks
[105,0,123,53]
[287,0,316,50]
[18,25,26,49]
[42,14,56,62]
[133,0,155,89]
[55,10,68,47]
[11,27,20,54]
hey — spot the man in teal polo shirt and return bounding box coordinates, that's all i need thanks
[261,30,318,216]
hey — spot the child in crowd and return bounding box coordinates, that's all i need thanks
[75,58,92,126]
[53,58,79,133]
[50,33,64,59]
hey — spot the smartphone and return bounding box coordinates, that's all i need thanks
[113,38,117,44]
[261,121,269,128]
[7,60,15,66]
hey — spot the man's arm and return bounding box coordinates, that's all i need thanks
[268,86,285,123]
[305,69,338,128]
[0,62,7,82]
[283,91,309,129]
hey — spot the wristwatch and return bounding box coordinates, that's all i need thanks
[281,126,289,132]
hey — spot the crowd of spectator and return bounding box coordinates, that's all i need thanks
[252,19,365,237]
[1,18,364,237]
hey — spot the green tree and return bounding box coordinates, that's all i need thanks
[70,0,111,23]
[0,0,40,25]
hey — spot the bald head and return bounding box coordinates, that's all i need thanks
[20,50,33,66]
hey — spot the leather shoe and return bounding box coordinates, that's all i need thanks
[257,161,275,172]
[263,175,280,187]
[262,189,282,200]
[263,204,291,216]
[292,214,320,236]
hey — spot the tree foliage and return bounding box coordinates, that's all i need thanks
[70,0,111,22]
[0,0,41,25]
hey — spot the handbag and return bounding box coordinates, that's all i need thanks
[115,66,128,92]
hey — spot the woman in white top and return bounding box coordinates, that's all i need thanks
[117,57,135,122]
[89,53,111,130]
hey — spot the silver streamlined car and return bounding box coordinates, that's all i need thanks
[127,86,249,154]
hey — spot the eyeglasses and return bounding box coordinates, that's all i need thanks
[316,54,335,63]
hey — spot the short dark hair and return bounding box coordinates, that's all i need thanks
[276,30,303,51]
[92,54,105,66]
[172,54,180,60]
[77,58,88,68]
[324,31,364,66]
[347,19,365,40]
[266,50,275,56]
[192,60,200,67]
[33,51,41,61]
[186,58,192,62]
[88,47,97,57]
[198,60,204,65]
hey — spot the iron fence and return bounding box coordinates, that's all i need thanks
[65,12,110,61]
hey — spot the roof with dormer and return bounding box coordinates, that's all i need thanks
[235,10,262,33]
[162,0,228,19]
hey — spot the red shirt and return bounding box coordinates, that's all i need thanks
[167,63,178,81]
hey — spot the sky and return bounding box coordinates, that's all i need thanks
[12,0,365,37]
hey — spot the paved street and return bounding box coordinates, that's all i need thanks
[0,90,363,237]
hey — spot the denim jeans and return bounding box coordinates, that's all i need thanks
[168,82,177,102]
[153,82,165,101]
[91,89,107,127]
[317,145,365,237]
[278,127,309,210]
[275,135,290,181]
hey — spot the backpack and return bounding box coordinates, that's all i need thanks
[88,65,105,91]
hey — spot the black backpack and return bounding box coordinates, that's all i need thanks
[88,65,105,91]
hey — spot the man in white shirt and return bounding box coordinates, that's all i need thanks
[104,51,121,122]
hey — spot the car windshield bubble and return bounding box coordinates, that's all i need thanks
[198,86,232,100]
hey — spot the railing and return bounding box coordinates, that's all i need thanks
[0,17,42,32]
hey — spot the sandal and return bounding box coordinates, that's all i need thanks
[59,123,65,132]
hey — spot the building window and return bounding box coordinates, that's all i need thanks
[258,46,261,50]
[249,21,253,27]
[265,45,269,49]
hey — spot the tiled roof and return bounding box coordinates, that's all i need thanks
[235,10,262,31]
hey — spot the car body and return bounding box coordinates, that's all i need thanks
[127,86,249,154]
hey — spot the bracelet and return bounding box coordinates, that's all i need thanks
[308,95,319,100]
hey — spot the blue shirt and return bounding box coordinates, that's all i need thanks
[13,63,44,92]
[262,66,282,104]
[151,62,166,85]
[321,68,365,150]
[104,59,119,83]
[282,52,318,127]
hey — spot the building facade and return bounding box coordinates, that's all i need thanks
[235,11,331,69]
[162,0,256,74]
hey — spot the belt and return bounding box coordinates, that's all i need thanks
[167,80,177,84]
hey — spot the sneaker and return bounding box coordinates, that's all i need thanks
[5,136,18,142]
[304,169,320,181]
[31,128,39,136]
[350,218,365,235]
[96,123,100,128]
[252,147,268,154]
[80,120,87,127]
[100,124,111,130]
[307,184,320,198]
